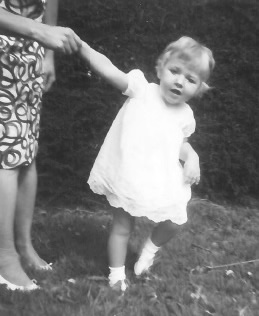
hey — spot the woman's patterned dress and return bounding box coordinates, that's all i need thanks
[0,0,46,169]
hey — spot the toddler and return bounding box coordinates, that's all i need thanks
[80,36,215,291]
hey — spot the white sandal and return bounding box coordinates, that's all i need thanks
[38,262,53,271]
[0,275,39,291]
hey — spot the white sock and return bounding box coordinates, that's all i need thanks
[134,238,160,276]
[108,266,126,286]
[141,237,160,258]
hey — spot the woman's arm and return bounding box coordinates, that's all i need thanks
[180,139,200,185]
[42,0,80,54]
[80,41,128,92]
[0,5,81,53]
[0,6,38,37]
[42,0,58,91]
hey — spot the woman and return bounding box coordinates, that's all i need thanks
[0,0,81,291]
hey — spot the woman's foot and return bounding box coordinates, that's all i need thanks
[0,275,38,291]
[0,252,38,291]
[17,245,52,271]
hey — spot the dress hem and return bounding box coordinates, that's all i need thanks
[88,180,188,225]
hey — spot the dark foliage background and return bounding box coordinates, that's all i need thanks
[37,0,258,206]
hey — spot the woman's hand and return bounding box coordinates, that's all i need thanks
[38,0,81,54]
[35,24,82,54]
[42,50,56,92]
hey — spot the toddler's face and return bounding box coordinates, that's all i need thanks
[157,56,202,107]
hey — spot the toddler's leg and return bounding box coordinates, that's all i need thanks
[0,169,36,289]
[14,160,51,270]
[108,208,134,291]
[150,220,179,247]
[134,220,179,276]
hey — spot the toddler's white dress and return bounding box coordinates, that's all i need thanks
[88,70,196,225]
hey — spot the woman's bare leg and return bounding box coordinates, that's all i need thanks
[0,168,34,286]
[15,160,50,269]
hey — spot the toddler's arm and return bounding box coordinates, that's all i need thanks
[180,140,200,185]
[79,42,129,92]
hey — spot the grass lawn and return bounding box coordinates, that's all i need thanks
[1,198,259,316]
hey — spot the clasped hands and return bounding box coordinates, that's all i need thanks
[39,24,82,55]
[41,25,82,91]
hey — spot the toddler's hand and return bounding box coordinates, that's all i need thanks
[183,159,200,186]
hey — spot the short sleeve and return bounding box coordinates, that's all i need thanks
[182,109,196,138]
[122,69,148,99]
